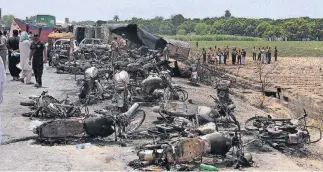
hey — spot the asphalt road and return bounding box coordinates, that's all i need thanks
[0,68,322,170]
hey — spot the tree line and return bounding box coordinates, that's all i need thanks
[124,14,323,41]
[2,10,323,41]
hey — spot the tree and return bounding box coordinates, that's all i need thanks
[113,15,119,22]
[224,10,232,18]
[177,21,196,34]
[1,15,15,26]
[171,14,185,27]
[195,23,210,35]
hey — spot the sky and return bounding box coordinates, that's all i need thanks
[1,0,323,21]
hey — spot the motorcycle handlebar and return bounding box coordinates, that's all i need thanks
[298,109,308,121]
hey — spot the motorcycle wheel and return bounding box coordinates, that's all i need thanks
[20,101,35,107]
[245,116,269,131]
[39,95,61,117]
[125,109,146,134]
[176,89,188,102]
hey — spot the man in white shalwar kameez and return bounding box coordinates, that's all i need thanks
[19,31,33,84]
[0,56,6,144]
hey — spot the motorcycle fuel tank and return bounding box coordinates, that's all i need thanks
[85,67,99,79]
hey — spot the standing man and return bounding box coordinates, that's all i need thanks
[0,31,8,70]
[196,41,198,49]
[241,49,246,65]
[111,36,119,59]
[252,47,256,61]
[162,45,170,61]
[274,46,278,61]
[267,47,272,64]
[7,30,21,81]
[119,34,127,55]
[224,46,229,65]
[231,47,237,65]
[202,48,207,64]
[29,34,46,88]
[217,47,223,64]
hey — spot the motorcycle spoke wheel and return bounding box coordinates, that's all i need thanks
[176,89,188,102]
[245,116,269,131]
[125,109,146,134]
[40,96,61,116]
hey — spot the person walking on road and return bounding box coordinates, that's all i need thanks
[0,56,5,144]
[7,30,21,81]
[29,33,46,88]
[19,31,33,85]
[0,56,5,104]
[0,31,8,70]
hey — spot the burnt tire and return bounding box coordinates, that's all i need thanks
[20,101,35,107]
[39,95,61,116]
[125,109,146,134]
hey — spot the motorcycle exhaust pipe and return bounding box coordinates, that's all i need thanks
[124,103,139,118]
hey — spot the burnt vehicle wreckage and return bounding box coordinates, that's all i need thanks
[4,24,322,171]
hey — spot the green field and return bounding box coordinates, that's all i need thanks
[188,41,323,57]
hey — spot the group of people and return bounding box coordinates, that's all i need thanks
[252,46,278,64]
[200,46,278,65]
[0,29,46,89]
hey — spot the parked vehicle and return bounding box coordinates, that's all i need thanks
[79,38,110,49]
[33,103,146,143]
[245,109,322,151]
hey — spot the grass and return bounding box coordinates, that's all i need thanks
[162,34,262,41]
[188,41,323,57]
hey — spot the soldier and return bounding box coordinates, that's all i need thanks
[119,34,127,55]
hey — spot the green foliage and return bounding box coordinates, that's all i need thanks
[188,41,323,57]
[122,12,323,41]
[1,14,15,26]
[162,35,263,41]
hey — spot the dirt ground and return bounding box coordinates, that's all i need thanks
[0,66,323,171]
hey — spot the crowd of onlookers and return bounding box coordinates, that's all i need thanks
[0,29,46,90]
[196,44,278,65]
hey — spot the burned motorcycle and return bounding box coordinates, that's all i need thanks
[78,67,105,104]
[20,91,61,118]
[33,103,146,142]
[112,70,131,113]
[245,109,322,150]
[132,122,252,170]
